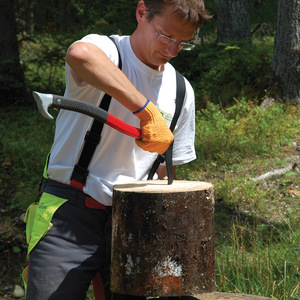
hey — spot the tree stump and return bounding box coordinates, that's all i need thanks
[111,180,215,297]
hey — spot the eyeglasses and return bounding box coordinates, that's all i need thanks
[152,21,195,51]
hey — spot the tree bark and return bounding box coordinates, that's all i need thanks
[271,0,300,104]
[111,180,215,297]
[0,0,27,105]
[217,0,251,43]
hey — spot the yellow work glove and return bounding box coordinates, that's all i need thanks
[134,99,174,154]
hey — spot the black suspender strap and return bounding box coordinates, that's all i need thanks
[147,70,186,185]
[170,71,186,132]
[165,71,186,185]
[70,37,122,189]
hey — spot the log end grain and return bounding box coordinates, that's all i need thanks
[114,180,214,194]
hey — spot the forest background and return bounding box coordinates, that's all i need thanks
[0,0,299,299]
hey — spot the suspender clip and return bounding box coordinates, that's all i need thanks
[85,130,101,145]
[157,154,166,163]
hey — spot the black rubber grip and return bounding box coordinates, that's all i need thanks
[52,94,109,123]
[51,94,142,139]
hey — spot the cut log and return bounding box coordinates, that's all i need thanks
[111,180,215,297]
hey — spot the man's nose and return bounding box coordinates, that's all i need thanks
[166,43,181,57]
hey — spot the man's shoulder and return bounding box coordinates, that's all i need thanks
[165,63,193,89]
[78,34,127,45]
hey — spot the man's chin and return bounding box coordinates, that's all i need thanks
[157,57,172,66]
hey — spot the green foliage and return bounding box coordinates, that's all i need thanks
[20,34,68,96]
[173,39,274,108]
[0,53,27,106]
[191,99,298,166]
[99,1,139,35]
[173,39,273,109]
[0,106,56,211]
[249,0,278,36]
[15,0,138,37]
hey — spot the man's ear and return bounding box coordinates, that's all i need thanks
[136,0,147,23]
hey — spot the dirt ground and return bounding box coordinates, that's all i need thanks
[0,211,27,299]
[0,208,280,300]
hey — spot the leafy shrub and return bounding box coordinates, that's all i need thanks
[172,38,274,109]
[20,34,68,97]
[193,99,300,166]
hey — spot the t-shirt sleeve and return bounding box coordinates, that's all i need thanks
[79,34,120,67]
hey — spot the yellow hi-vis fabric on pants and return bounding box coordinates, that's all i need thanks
[22,193,67,291]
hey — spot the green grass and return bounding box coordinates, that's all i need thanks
[0,105,57,211]
[215,220,299,299]
[1,100,299,299]
[177,99,300,300]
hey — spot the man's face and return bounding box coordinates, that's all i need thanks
[136,7,197,70]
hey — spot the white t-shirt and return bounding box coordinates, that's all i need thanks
[47,34,196,206]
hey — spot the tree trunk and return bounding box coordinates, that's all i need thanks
[217,0,251,43]
[271,0,300,104]
[0,0,27,106]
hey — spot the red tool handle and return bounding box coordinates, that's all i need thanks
[49,94,142,140]
[106,114,142,139]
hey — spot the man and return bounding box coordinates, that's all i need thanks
[24,0,211,299]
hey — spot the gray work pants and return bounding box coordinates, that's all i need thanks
[26,200,113,299]
[26,193,195,300]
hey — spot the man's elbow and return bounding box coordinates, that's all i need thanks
[65,43,90,67]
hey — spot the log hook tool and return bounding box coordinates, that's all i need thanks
[32,91,142,139]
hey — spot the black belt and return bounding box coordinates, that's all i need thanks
[40,177,106,210]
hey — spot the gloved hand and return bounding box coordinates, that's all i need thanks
[134,100,173,154]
